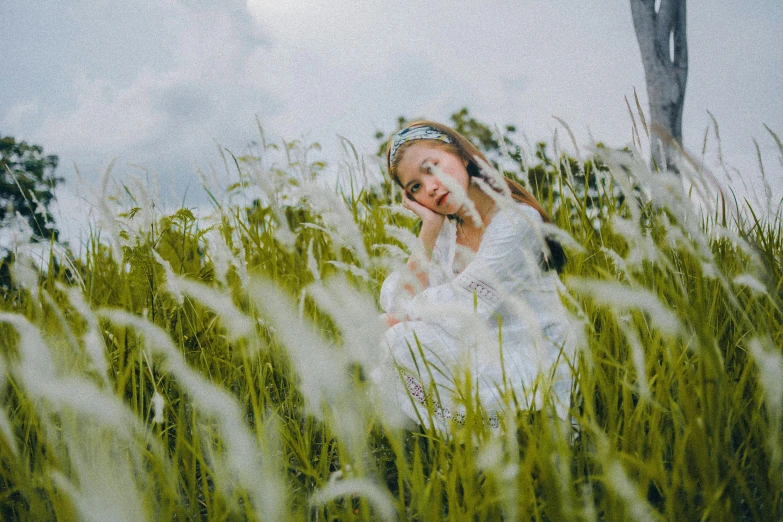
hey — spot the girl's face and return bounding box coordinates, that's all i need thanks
[395,142,469,214]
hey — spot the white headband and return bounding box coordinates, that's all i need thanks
[389,125,453,164]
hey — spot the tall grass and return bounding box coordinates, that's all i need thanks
[0,126,782,521]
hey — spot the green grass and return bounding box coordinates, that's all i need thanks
[0,135,782,521]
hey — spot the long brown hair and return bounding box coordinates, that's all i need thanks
[386,120,565,271]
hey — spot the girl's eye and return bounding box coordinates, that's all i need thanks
[409,183,421,194]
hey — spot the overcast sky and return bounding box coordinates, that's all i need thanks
[2,0,782,248]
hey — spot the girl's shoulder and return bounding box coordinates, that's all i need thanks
[490,202,544,235]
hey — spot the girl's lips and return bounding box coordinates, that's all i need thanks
[437,193,449,206]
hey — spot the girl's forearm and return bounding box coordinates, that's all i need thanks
[406,216,444,293]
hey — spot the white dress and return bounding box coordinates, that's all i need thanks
[375,203,574,430]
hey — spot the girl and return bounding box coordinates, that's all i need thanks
[375,121,574,430]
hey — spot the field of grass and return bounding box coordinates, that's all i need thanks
[1,130,782,521]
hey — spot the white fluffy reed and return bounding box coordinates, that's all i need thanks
[748,337,783,474]
[618,317,651,401]
[429,162,482,227]
[309,478,397,521]
[152,253,254,341]
[568,278,683,337]
[99,309,286,521]
[296,180,370,267]
[0,356,19,458]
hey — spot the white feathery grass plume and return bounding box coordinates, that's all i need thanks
[247,279,352,418]
[305,277,386,370]
[123,169,159,239]
[587,428,657,522]
[160,271,254,342]
[477,429,520,520]
[748,337,783,474]
[658,214,699,260]
[429,162,481,227]
[677,144,732,221]
[733,274,769,296]
[28,191,50,230]
[618,318,651,401]
[640,169,692,216]
[205,227,233,287]
[98,309,286,521]
[600,246,630,280]
[568,278,683,337]
[580,482,598,522]
[306,238,321,281]
[41,288,86,366]
[712,226,764,270]
[295,180,370,266]
[248,162,297,249]
[297,287,307,319]
[494,288,576,418]
[0,356,20,459]
[229,222,250,288]
[476,436,504,470]
[540,222,586,254]
[0,313,138,430]
[51,423,150,522]
[610,215,670,271]
[748,338,783,417]
[151,390,165,424]
[592,148,643,223]
[300,221,330,235]
[310,478,397,521]
[382,203,418,220]
[0,312,55,380]
[151,251,184,305]
[470,176,519,216]
[83,160,125,262]
[250,278,388,440]
[10,251,40,300]
[326,260,371,281]
[0,211,34,255]
[700,260,717,279]
[553,116,583,163]
[558,297,593,377]
[473,156,512,197]
[371,242,410,264]
[383,224,418,252]
[58,283,111,386]
[605,460,657,522]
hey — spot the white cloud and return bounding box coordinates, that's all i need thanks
[3,102,40,130]
[36,73,165,153]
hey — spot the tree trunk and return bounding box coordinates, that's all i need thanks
[630,0,688,172]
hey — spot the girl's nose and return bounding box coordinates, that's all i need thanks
[425,178,439,197]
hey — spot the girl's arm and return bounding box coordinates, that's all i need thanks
[402,193,445,292]
[404,206,550,324]
[379,195,446,322]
